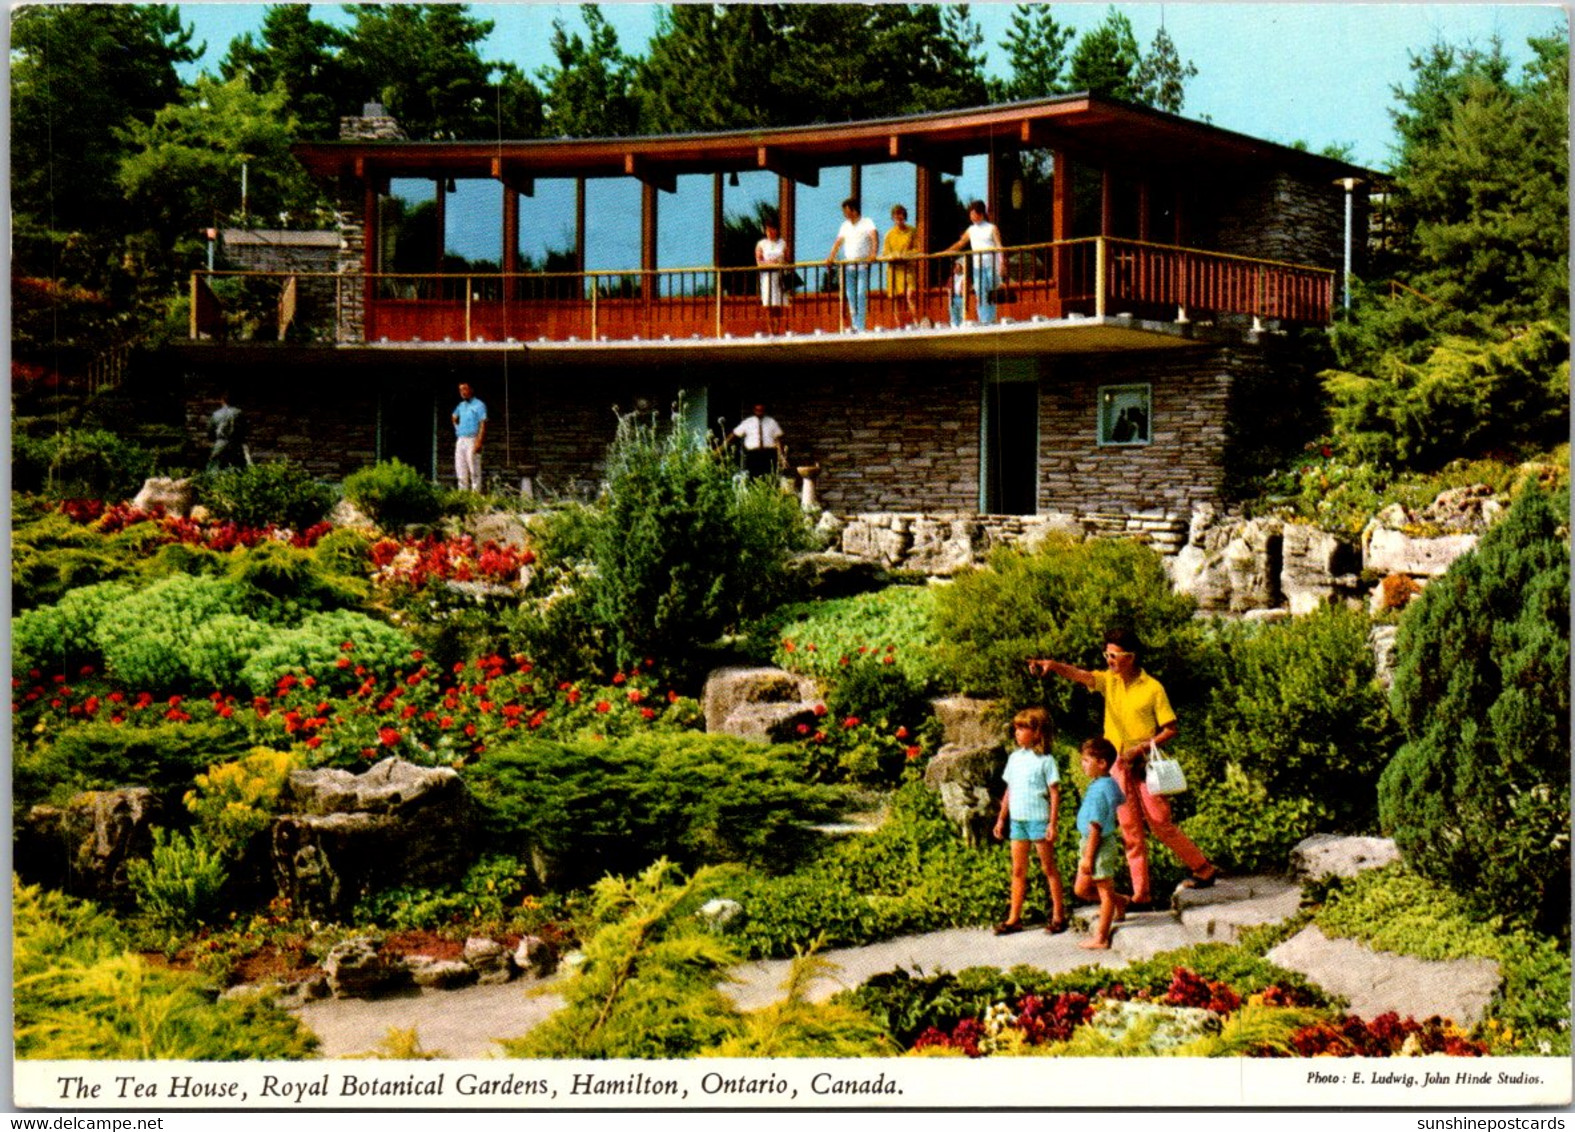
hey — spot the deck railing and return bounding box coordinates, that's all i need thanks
[189,238,1333,344]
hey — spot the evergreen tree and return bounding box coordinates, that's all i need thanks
[535,5,644,136]
[1067,7,1143,102]
[12,4,200,249]
[633,3,988,131]
[337,4,542,139]
[1133,24,1199,113]
[992,4,1075,101]
[221,4,349,140]
[1378,484,1571,935]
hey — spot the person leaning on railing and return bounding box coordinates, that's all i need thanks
[882,204,920,328]
[826,197,879,333]
[942,200,1005,325]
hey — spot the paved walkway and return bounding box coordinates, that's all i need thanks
[287,874,1502,1058]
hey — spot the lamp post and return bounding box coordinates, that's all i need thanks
[1334,176,1362,312]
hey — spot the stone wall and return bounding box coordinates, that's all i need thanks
[1038,348,1238,514]
[833,510,1189,574]
[1196,169,1361,274]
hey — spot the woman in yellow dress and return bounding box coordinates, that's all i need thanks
[882,204,919,327]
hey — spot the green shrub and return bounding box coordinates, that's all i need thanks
[1313,865,1570,1054]
[761,584,944,689]
[12,511,129,609]
[1378,484,1570,933]
[181,614,279,690]
[586,411,814,681]
[354,854,535,931]
[13,580,136,676]
[138,541,229,582]
[14,879,314,1059]
[226,539,367,617]
[1180,765,1323,874]
[184,747,303,857]
[22,428,158,500]
[1324,322,1570,472]
[466,733,843,890]
[502,862,741,1059]
[200,459,336,530]
[1192,606,1398,835]
[235,609,415,695]
[342,459,443,528]
[95,574,246,690]
[15,720,251,813]
[932,534,1208,715]
[310,525,374,577]
[127,828,230,932]
[722,781,1017,958]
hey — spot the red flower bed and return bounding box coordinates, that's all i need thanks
[61,500,331,549]
[369,534,535,590]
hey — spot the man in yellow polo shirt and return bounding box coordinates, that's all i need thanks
[1028,628,1217,908]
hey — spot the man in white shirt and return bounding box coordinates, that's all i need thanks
[826,197,879,332]
[731,403,785,479]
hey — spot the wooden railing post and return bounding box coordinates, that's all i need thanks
[1094,237,1107,319]
[590,274,599,341]
[464,276,473,342]
[715,268,724,338]
[190,274,199,339]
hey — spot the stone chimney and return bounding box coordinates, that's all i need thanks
[340,100,407,141]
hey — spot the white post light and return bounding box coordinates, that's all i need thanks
[1334,177,1362,311]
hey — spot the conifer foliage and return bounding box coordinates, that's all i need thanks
[1378,485,1571,933]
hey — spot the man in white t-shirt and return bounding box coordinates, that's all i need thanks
[731,403,785,479]
[825,197,879,332]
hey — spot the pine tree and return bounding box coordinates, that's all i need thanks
[994,4,1075,101]
[1133,25,1198,113]
[1378,484,1571,934]
[1067,7,1143,103]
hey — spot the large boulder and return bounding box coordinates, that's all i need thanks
[923,743,1006,848]
[133,477,196,517]
[323,937,408,998]
[271,758,475,919]
[18,788,161,905]
[1280,522,1362,615]
[1363,526,1480,579]
[929,696,1002,749]
[701,666,819,737]
[904,517,980,575]
[781,551,888,598]
[1288,833,1403,881]
[1168,510,1283,613]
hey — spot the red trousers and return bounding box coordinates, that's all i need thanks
[1111,760,1211,902]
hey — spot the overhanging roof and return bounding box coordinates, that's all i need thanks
[293,93,1373,189]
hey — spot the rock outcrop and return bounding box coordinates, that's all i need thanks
[702,666,820,741]
[18,788,161,905]
[271,758,475,920]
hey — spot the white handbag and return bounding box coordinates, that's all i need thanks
[1144,740,1188,796]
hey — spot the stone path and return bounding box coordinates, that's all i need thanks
[287,872,1503,1059]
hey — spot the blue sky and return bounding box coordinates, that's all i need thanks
[173,2,1567,268]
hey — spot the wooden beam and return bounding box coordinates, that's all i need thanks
[898,142,963,177]
[624,153,676,194]
[757,146,819,188]
[503,185,520,297]
[712,172,724,270]
[574,177,586,274]
[779,175,796,264]
[491,157,534,196]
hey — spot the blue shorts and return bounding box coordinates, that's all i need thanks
[1009,819,1049,842]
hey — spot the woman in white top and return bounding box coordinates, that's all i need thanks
[755,220,788,334]
[942,200,1005,325]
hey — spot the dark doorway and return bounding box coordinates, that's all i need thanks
[983,374,1038,515]
[378,383,437,477]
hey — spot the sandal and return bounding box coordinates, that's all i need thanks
[1182,871,1217,889]
[992,921,1024,936]
[1045,919,1069,935]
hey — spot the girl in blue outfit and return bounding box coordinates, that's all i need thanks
[991,707,1069,935]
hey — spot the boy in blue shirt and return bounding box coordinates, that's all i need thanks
[1075,737,1129,950]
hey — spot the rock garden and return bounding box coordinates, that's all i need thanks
[12,413,1570,1062]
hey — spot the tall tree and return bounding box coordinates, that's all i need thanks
[1066,7,1143,102]
[538,5,641,137]
[117,75,321,240]
[12,4,200,243]
[634,4,988,131]
[992,4,1075,101]
[1133,24,1198,113]
[336,4,541,139]
[221,4,350,141]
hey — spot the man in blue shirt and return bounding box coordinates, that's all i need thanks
[452,382,488,492]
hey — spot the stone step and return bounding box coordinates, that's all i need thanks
[1174,874,1304,942]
